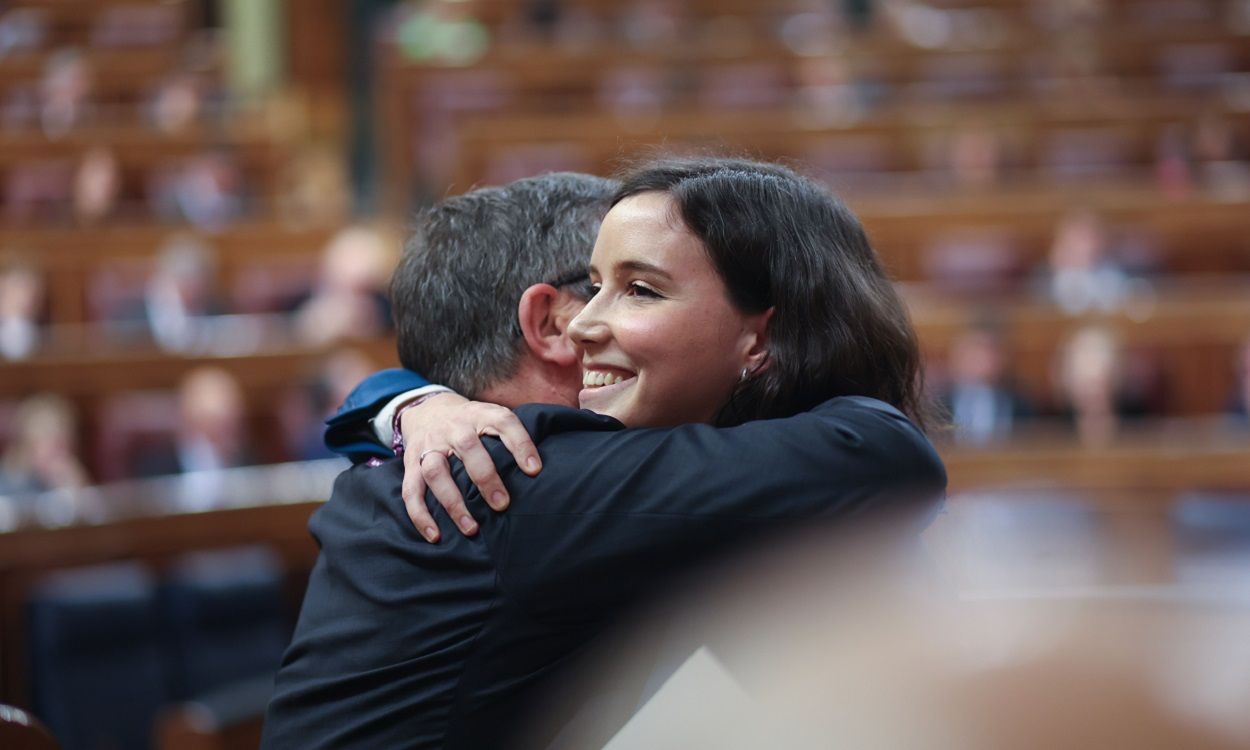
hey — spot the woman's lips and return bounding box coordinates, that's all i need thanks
[579,369,636,410]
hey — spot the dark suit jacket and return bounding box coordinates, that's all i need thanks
[262,398,946,749]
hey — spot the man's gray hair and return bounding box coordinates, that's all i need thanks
[391,173,617,397]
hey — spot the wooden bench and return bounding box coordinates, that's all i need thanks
[0,460,337,709]
[1,222,339,325]
[441,102,1250,193]
[910,278,1250,415]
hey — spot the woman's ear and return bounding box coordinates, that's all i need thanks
[517,284,579,367]
[742,306,775,374]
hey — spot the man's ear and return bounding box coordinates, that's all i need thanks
[517,284,579,368]
[742,306,775,375]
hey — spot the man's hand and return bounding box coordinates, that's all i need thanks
[401,394,542,542]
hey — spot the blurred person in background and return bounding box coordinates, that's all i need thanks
[0,257,44,360]
[394,0,491,65]
[136,366,253,478]
[1053,325,1156,446]
[0,8,47,57]
[71,146,122,224]
[619,0,686,49]
[1190,113,1250,199]
[939,321,1031,446]
[152,150,246,232]
[1226,336,1250,426]
[39,47,92,138]
[0,394,90,496]
[283,348,377,461]
[793,54,869,126]
[276,146,350,228]
[147,69,208,135]
[134,234,226,352]
[1042,209,1131,315]
[1155,115,1250,199]
[293,225,394,346]
[947,126,1003,190]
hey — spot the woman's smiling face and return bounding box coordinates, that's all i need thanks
[568,192,770,427]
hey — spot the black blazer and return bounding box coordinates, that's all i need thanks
[262,397,946,749]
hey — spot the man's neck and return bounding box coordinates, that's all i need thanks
[478,358,579,409]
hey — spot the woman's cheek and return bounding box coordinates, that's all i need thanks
[615,315,669,358]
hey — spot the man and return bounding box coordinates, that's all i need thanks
[263,173,945,748]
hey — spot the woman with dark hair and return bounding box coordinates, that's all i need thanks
[575,156,928,430]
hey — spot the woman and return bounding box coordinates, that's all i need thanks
[390,156,933,532]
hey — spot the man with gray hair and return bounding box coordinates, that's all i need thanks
[392,172,608,401]
[263,173,623,747]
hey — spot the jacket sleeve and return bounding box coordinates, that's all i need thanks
[323,368,430,463]
[462,398,947,624]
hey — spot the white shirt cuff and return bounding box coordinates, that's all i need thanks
[370,385,455,446]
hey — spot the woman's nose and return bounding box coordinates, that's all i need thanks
[567,298,608,346]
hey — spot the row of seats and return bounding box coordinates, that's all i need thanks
[377,0,1250,200]
[0,0,193,53]
[2,194,1245,334]
[26,546,291,750]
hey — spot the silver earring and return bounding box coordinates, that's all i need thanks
[740,367,749,383]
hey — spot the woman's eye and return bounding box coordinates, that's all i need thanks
[586,282,601,298]
[627,282,662,299]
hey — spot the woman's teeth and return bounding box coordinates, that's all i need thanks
[584,371,629,388]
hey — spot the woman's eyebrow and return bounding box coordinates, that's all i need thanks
[616,259,674,281]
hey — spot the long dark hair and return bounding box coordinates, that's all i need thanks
[612,157,933,431]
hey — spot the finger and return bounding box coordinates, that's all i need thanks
[480,409,542,476]
[402,449,439,542]
[422,452,478,536]
[452,427,510,511]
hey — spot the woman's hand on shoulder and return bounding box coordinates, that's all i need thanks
[401,394,542,543]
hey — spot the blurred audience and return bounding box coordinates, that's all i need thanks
[293,225,394,346]
[940,322,1031,446]
[619,0,687,49]
[922,228,1019,292]
[1055,325,1122,446]
[136,367,252,478]
[276,146,350,228]
[0,8,47,57]
[793,55,869,126]
[39,47,93,138]
[0,258,45,360]
[1190,114,1250,199]
[282,348,377,461]
[947,126,1003,189]
[90,3,182,48]
[779,1,851,54]
[394,0,491,65]
[0,394,90,496]
[520,0,565,38]
[4,159,72,222]
[147,70,209,135]
[1042,209,1131,315]
[1227,336,1250,426]
[151,150,247,232]
[106,234,227,352]
[1053,325,1157,445]
[72,146,123,224]
[1155,115,1250,199]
